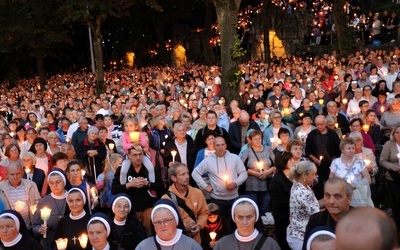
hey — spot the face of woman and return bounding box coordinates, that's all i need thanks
[0,218,19,243]
[113,199,130,221]
[48,175,65,196]
[22,157,34,168]
[88,222,108,250]
[341,143,355,158]
[250,135,262,147]
[104,117,112,126]
[279,133,290,144]
[152,209,177,241]
[88,131,99,141]
[48,134,59,146]
[98,130,107,140]
[9,146,19,159]
[67,192,84,215]
[205,135,215,149]
[234,203,256,237]
[28,114,37,122]
[366,112,376,123]
[290,145,303,159]
[394,127,400,143]
[68,164,81,182]
[34,143,45,154]
[303,170,317,186]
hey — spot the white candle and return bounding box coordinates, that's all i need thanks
[24,168,31,175]
[78,234,88,249]
[256,161,263,174]
[171,150,177,163]
[129,132,140,143]
[55,238,68,250]
[81,170,86,180]
[40,207,52,238]
[222,175,229,186]
[15,201,26,213]
[108,143,114,150]
[209,232,217,242]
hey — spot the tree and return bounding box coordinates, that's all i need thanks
[61,0,162,96]
[0,0,69,90]
[332,0,354,56]
[210,0,242,102]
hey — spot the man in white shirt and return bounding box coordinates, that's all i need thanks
[384,62,399,91]
[96,98,112,116]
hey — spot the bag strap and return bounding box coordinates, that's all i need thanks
[250,147,260,161]
[153,236,162,250]
[343,158,356,179]
[167,191,197,222]
[254,233,268,250]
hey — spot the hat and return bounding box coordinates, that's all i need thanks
[47,169,67,188]
[88,126,99,134]
[112,194,132,213]
[29,137,48,153]
[305,226,336,250]
[231,197,259,222]
[88,213,111,236]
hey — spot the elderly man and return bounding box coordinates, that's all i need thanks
[66,109,86,140]
[306,115,341,200]
[302,178,352,250]
[112,145,165,236]
[0,162,41,236]
[336,207,398,250]
[162,162,209,244]
[71,117,89,150]
[192,136,248,232]
[228,110,260,155]
[326,101,350,135]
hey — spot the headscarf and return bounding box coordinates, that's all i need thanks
[88,213,111,237]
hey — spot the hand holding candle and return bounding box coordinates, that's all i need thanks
[90,187,98,209]
[78,234,88,248]
[108,143,114,151]
[171,150,177,163]
[222,175,229,187]
[40,207,52,238]
[209,232,217,242]
[55,238,68,250]
[256,161,263,174]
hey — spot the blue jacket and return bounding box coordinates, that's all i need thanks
[263,123,294,147]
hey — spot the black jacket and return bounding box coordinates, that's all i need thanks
[228,120,260,155]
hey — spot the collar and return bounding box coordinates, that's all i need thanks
[156,229,182,246]
[83,137,100,147]
[51,191,67,200]
[234,229,259,242]
[113,218,126,226]
[70,210,86,220]
[2,233,22,247]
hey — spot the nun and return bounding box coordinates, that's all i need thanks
[135,199,202,250]
[87,213,117,250]
[0,210,43,249]
[32,169,68,249]
[109,194,146,250]
[214,197,280,250]
[54,187,91,250]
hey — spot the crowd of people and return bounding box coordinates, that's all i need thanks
[0,45,400,249]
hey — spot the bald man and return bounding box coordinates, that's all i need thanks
[336,207,398,250]
[305,115,341,200]
[228,110,260,155]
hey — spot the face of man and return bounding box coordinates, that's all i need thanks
[324,182,351,220]
[128,148,144,167]
[315,117,327,133]
[214,137,227,157]
[171,166,190,187]
[7,165,22,187]
[206,113,217,127]
[239,113,250,127]
[79,119,89,130]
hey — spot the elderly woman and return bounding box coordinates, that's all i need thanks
[241,130,275,216]
[214,197,280,249]
[87,213,117,250]
[0,143,22,167]
[347,88,364,120]
[21,152,46,196]
[32,169,67,249]
[54,188,91,250]
[108,194,145,249]
[279,95,297,130]
[46,131,61,155]
[329,138,372,207]
[0,210,43,249]
[135,199,202,250]
[76,126,107,184]
[263,110,293,149]
[287,161,319,250]
[326,114,343,139]
[348,132,378,180]
[380,98,400,144]
[29,137,53,177]
[379,125,400,230]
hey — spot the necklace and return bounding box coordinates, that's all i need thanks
[52,196,66,219]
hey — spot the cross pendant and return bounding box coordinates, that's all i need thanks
[72,236,78,244]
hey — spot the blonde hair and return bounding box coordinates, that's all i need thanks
[103,153,122,183]
[123,116,139,132]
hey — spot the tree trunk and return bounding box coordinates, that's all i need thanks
[212,0,241,102]
[262,0,272,63]
[91,16,105,96]
[155,12,169,65]
[333,0,353,56]
[200,0,216,65]
[34,40,46,92]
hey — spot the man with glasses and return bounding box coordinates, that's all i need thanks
[112,145,165,236]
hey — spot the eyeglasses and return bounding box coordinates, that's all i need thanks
[152,218,175,227]
[273,116,281,119]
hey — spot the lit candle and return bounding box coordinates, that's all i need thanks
[362,124,370,133]
[364,159,371,166]
[108,143,114,150]
[342,99,348,105]
[256,161,263,174]
[66,138,70,143]
[40,207,52,238]
[129,132,140,143]
[335,123,339,129]
[397,153,400,159]
[319,156,323,162]
[283,108,290,115]
[275,100,279,105]
[318,99,324,105]
[222,175,229,186]
[90,187,98,210]
[81,170,86,180]
[25,167,31,175]
[209,232,217,242]
[193,113,198,119]
[299,113,303,117]
[218,100,223,105]
[380,106,385,113]
[171,150,177,163]
[55,238,68,250]
[30,204,37,215]
[15,201,26,213]
[36,122,41,129]
[78,234,88,249]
